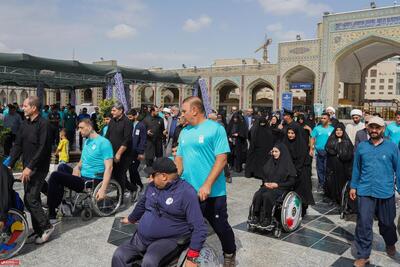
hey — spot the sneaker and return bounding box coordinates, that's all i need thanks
[35,225,55,245]
[353,258,370,267]
[223,253,236,267]
[26,233,38,244]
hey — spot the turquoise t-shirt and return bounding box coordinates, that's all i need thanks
[81,135,114,179]
[177,119,230,197]
[311,124,334,151]
[385,122,400,145]
[102,125,108,136]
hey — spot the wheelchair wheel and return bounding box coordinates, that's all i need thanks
[281,192,302,232]
[92,179,122,217]
[0,209,29,260]
[81,208,92,221]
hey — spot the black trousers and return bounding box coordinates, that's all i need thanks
[112,233,178,267]
[113,157,130,194]
[47,164,86,218]
[200,196,236,254]
[24,171,52,236]
[66,130,75,150]
[252,187,284,220]
[128,158,143,190]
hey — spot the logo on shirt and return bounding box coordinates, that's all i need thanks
[199,135,204,144]
[135,129,140,136]
[382,155,387,160]
[91,144,97,150]
[166,197,174,205]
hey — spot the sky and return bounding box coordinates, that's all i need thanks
[0,0,398,69]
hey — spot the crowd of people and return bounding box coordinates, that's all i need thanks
[1,95,400,267]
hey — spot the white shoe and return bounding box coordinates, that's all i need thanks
[35,225,55,245]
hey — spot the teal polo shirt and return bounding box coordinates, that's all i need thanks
[177,119,230,197]
[311,124,334,151]
[81,135,114,179]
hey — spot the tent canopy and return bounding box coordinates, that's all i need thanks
[0,52,198,89]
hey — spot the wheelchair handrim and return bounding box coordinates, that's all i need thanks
[91,179,122,216]
[0,209,29,260]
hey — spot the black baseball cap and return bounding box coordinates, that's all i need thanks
[144,157,178,175]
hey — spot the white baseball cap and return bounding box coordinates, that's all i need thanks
[368,116,385,127]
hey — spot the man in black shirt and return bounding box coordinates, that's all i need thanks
[105,102,133,195]
[9,96,54,244]
[143,105,165,167]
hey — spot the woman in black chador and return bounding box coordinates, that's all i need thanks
[250,143,296,227]
[283,126,315,216]
[269,115,283,145]
[227,113,248,172]
[325,123,354,205]
[245,117,273,179]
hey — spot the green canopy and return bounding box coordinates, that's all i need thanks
[0,53,198,89]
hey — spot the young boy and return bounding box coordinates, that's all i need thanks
[55,129,69,164]
[102,113,111,136]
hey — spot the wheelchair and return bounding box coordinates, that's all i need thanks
[340,181,357,219]
[61,179,122,221]
[0,190,29,260]
[247,191,302,238]
[129,224,219,267]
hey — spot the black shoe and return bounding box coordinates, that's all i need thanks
[249,216,259,225]
[260,218,271,228]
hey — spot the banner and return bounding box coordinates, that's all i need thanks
[198,78,212,116]
[282,92,293,111]
[289,83,313,90]
[114,72,128,113]
[106,80,113,99]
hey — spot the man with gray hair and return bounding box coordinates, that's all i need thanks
[9,96,54,244]
[105,102,133,197]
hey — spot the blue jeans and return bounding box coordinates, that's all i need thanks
[316,150,327,187]
[355,195,397,259]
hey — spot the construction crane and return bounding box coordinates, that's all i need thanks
[255,35,272,63]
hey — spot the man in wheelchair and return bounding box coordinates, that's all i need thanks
[112,157,207,267]
[0,163,14,231]
[46,118,114,222]
[249,143,297,228]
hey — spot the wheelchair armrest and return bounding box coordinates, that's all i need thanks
[177,234,191,246]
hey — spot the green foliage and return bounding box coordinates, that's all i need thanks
[0,127,11,145]
[97,99,115,132]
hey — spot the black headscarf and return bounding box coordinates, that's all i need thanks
[269,115,281,128]
[227,113,248,138]
[325,123,353,161]
[282,125,308,166]
[262,143,297,188]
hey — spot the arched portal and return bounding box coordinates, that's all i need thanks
[55,89,61,104]
[20,90,28,103]
[282,65,316,111]
[160,85,179,107]
[0,90,6,105]
[334,36,400,110]
[248,79,274,113]
[137,85,154,107]
[214,80,240,114]
[9,90,17,104]
[83,88,93,103]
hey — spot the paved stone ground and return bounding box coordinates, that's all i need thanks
[6,164,400,267]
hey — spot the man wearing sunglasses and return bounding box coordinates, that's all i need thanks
[112,157,207,267]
